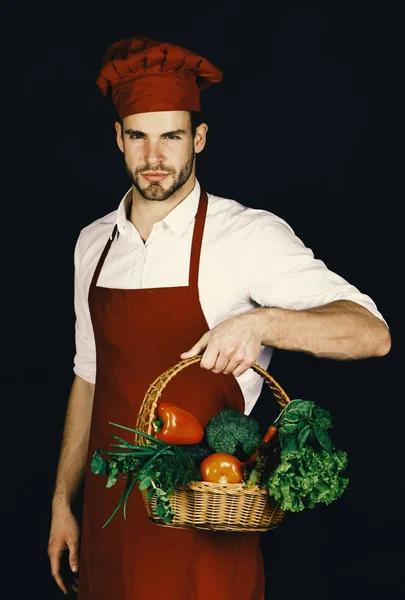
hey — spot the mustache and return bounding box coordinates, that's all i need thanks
[136,165,175,175]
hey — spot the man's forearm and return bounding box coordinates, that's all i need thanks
[254,300,391,360]
[52,375,95,512]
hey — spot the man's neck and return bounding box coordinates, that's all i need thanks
[129,176,196,242]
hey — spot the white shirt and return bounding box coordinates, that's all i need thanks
[73,180,386,415]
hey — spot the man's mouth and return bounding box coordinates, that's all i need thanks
[142,173,169,182]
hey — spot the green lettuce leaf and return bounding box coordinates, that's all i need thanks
[267,447,349,512]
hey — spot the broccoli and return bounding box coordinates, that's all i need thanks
[205,409,262,461]
[180,437,213,466]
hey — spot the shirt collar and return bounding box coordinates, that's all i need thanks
[113,179,201,239]
[114,188,132,239]
[162,179,201,236]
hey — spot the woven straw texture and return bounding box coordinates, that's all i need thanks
[134,355,290,532]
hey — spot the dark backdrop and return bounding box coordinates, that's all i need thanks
[5,1,403,599]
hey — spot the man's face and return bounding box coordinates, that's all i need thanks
[115,110,205,201]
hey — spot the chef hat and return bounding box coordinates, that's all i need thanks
[96,36,223,120]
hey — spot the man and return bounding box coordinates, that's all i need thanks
[48,36,390,600]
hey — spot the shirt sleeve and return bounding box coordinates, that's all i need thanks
[245,215,387,324]
[73,231,97,384]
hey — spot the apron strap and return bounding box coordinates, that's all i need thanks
[189,189,208,289]
[89,225,118,292]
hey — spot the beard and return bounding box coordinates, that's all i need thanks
[125,150,195,201]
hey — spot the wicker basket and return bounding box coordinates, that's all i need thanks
[134,355,290,532]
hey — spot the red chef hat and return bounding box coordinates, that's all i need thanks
[96,36,223,120]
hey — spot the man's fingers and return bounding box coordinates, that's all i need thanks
[48,531,79,595]
[180,339,203,359]
[200,345,220,371]
[232,356,256,377]
[211,353,230,374]
[49,547,68,595]
[222,358,243,375]
[180,332,210,359]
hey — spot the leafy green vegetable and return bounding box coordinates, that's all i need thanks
[274,399,334,452]
[91,422,200,527]
[91,452,107,475]
[267,447,349,512]
[150,448,202,493]
[205,409,262,460]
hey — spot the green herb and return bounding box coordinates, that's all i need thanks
[91,422,200,528]
[267,446,349,512]
[91,451,108,475]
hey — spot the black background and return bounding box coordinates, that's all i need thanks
[5,1,403,599]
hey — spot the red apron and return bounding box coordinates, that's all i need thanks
[78,189,265,600]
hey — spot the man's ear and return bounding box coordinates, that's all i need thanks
[115,121,124,153]
[194,123,208,154]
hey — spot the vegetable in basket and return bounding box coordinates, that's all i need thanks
[200,452,243,483]
[274,399,334,452]
[267,447,348,512]
[243,399,349,514]
[205,408,262,461]
[91,422,201,527]
[265,399,348,511]
[199,410,279,485]
[181,437,213,466]
[242,423,278,467]
[243,436,280,488]
[152,402,204,444]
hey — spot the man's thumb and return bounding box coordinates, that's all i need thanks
[181,331,210,359]
[68,541,79,572]
[180,344,200,359]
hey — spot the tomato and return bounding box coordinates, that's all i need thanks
[200,452,243,484]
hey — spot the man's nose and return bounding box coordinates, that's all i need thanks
[145,141,163,164]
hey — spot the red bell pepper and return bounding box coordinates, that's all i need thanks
[152,402,204,445]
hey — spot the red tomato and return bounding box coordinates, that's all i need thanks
[200,452,243,484]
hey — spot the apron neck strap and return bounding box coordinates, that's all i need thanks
[89,225,118,291]
[89,188,208,292]
[189,188,208,289]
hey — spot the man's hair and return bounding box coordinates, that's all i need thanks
[189,111,206,136]
[118,111,206,137]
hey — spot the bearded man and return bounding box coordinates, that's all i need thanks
[48,36,390,600]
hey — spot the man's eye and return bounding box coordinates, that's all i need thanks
[165,135,180,140]
[129,134,144,139]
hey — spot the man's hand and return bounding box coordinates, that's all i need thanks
[180,311,263,376]
[48,508,80,595]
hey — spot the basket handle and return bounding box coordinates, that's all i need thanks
[134,355,290,443]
